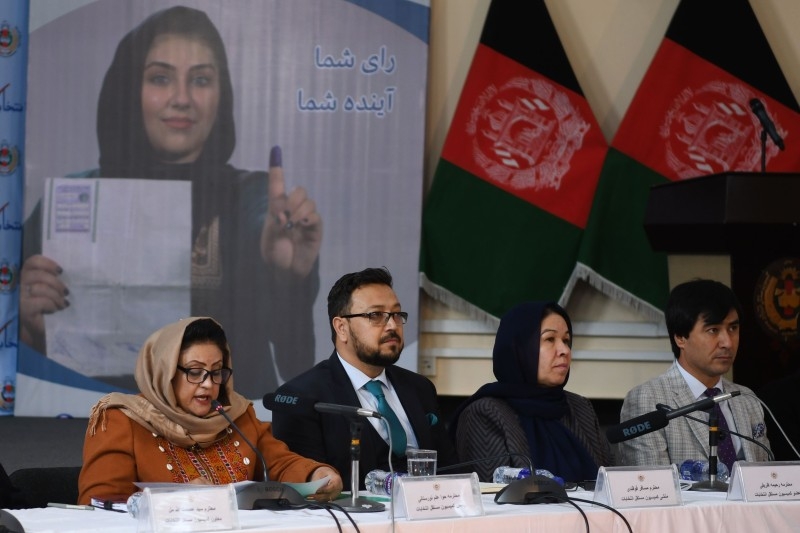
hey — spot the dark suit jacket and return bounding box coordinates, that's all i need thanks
[271,352,459,488]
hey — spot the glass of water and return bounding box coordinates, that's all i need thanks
[407,448,437,476]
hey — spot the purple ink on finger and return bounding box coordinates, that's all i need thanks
[270,145,282,167]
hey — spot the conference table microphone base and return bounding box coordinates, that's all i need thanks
[332,494,386,513]
[495,475,568,504]
[333,420,385,513]
[690,479,729,492]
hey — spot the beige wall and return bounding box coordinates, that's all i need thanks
[421,0,800,398]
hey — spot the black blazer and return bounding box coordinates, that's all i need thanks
[271,352,459,488]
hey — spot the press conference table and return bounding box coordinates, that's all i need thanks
[7,490,800,532]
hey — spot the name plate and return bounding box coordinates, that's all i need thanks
[594,465,682,508]
[138,485,239,532]
[394,473,483,520]
[727,461,800,502]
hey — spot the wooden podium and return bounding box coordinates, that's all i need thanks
[643,172,800,391]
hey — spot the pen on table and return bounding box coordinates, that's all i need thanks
[47,502,95,511]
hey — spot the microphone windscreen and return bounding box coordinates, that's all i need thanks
[606,410,668,444]
[262,391,318,416]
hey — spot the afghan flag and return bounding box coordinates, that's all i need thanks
[419,0,607,323]
[567,0,800,320]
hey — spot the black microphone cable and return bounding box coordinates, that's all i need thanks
[563,495,633,533]
[743,393,800,460]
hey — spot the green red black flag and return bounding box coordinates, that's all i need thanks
[419,0,607,323]
[568,0,800,320]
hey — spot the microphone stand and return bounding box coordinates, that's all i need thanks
[691,409,728,492]
[759,129,768,173]
[332,418,385,512]
[211,401,307,509]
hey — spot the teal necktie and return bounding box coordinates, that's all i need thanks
[364,380,407,454]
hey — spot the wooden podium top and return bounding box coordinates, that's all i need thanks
[643,172,800,253]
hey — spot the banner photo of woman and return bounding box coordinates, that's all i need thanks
[17,0,428,416]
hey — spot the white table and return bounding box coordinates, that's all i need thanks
[6,490,800,532]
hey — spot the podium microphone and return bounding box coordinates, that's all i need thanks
[211,400,307,510]
[750,98,785,150]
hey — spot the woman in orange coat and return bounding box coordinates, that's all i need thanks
[77,317,342,504]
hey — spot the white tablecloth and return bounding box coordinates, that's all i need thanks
[6,490,800,533]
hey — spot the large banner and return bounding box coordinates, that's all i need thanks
[17,0,429,416]
[0,1,28,416]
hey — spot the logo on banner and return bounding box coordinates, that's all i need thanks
[0,21,21,57]
[0,141,19,175]
[466,76,590,193]
[0,259,18,293]
[660,81,781,179]
[754,258,800,343]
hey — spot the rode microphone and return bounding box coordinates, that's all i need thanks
[606,410,669,444]
[263,392,382,419]
[606,391,740,444]
[211,400,306,510]
[750,98,785,150]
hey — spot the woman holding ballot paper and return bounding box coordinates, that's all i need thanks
[77,317,342,505]
[20,5,322,398]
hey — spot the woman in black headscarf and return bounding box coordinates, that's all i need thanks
[20,6,321,398]
[451,301,613,482]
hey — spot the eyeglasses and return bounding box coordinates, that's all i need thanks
[176,365,233,385]
[340,311,408,326]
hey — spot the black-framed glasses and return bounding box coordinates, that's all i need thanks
[340,311,408,326]
[176,365,232,385]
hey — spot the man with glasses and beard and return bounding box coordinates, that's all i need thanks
[271,267,459,489]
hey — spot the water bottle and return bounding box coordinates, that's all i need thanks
[364,469,408,495]
[679,460,730,483]
[126,491,143,517]
[492,466,565,486]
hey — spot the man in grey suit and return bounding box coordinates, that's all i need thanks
[619,279,771,468]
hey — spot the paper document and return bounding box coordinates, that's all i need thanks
[42,177,191,378]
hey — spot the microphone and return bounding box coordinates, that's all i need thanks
[750,98,785,150]
[662,390,740,421]
[212,400,269,482]
[606,391,740,444]
[263,392,382,419]
[211,400,306,510]
[434,452,566,504]
[606,410,668,444]
[656,403,775,461]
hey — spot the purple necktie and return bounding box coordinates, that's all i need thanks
[705,387,738,472]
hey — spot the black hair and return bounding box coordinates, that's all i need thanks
[327,267,393,343]
[665,279,742,359]
[180,318,231,404]
[97,5,235,176]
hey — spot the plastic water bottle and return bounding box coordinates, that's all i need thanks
[679,460,730,483]
[492,466,565,486]
[126,491,143,517]
[364,469,408,495]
